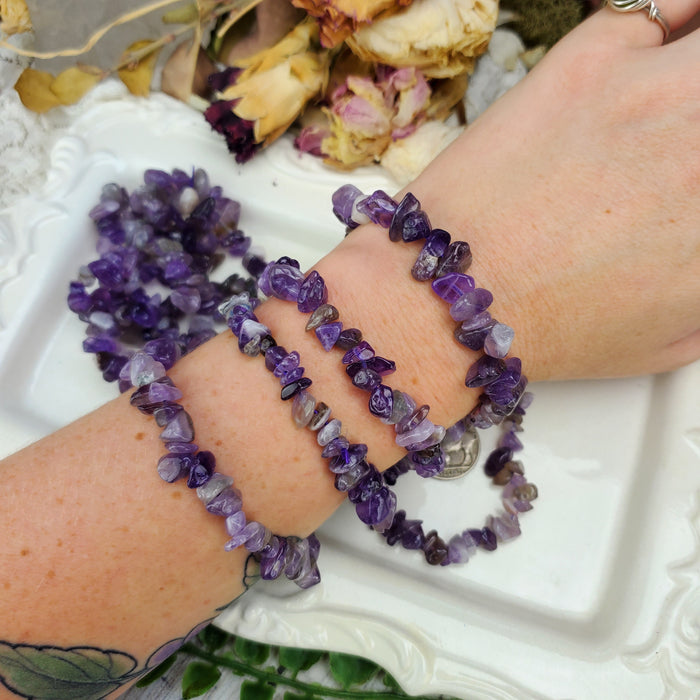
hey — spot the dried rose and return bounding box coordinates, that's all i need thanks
[346,0,498,78]
[292,0,413,48]
[0,0,31,35]
[206,18,330,160]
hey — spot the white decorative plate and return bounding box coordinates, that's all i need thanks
[0,92,698,700]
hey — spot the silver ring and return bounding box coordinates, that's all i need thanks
[607,0,671,40]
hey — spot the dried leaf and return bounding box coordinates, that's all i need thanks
[160,27,202,101]
[0,0,32,35]
[14,68,61,113]
[51,65,103,105]
[162,1,199,24]
[118,39,163,96]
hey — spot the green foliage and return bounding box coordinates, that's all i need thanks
[328,652,380,689]
[500,0,587,47]
[181,661,222,699]
[165,624,459,700]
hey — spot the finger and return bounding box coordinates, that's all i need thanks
[588,0,700,48]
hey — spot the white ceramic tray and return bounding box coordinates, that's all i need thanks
[0,93,698,700]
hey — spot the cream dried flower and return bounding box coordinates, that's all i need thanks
[0,0,32,35]
[214,18,330,149]
[346,0,498,78]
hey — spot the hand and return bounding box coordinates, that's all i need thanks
[408,1,700,381]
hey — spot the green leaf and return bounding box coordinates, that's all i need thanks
[278,646,323,675]
[181,661,221,699]
[134,653,177,688]
[328,652,380,690]
[241,679,275,700]
[383,672,401,690]
[197,625,230,651]
[0,641,137,700]
[283,693,319,700]
[233,637,270,666]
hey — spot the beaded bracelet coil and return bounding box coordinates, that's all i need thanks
[68,169,320,588]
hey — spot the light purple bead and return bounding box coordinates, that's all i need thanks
[404,424,446,452]
[396,416,436,448]
[126,352,166,387]
[225,510,247,537]
[447,534,476,564]
[243,522,271,552]
[273,351,300,378]
[317,418,342,446]
[265,345,288,372]
[149,381,183,403]
[157,454,186,482]
[488,513,521,541]
[171,286,201,314]
[355,189,397,228]
[206,487,243,516]
[431,272,475,303]
[315,322,343,351]
[197,473,234,505]
[332,184,364,227]
[267,263,305,301]
[292,390,316,427]
[484,322,514,359]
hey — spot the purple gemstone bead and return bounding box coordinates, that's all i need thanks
[401,519,426,550]
[187,450,215,488]
[315,322,343,351]
[488,513,521,542]
[243,522,271,552]
[435,240,472,276]
[336,328,363,350]
[423,530,449,565]
[388,193,420,242]
[484,322,514,359]
[332,184,364,227]
[410,445,445,478]
[259,538,288,580]
[225,510,246,537]
[454,313,496,351]
[305,303,339,331]
[206,487,243,516]
[447,534,476,564]
[166,440,199,454]
[266,263,305,302]
[265,345,288,372]
[160,410,195,442]
[355,189,397,228]
[308,402,330,430]
[292,390,316,427]
[334,460,371,491]
[450,288,494,322]
[238,318,270,355]
[350,368,382,391]
[157,454,187,482]
[465,356,506,388]
[321,436,350,458]
[484,447,513,477]
[356,487,396,526]
[342,341,375,364]
[396,416,436,448]
[317,418,342,446]
[431,272,475,304]
[329,443,368,474]
[171,286,201,314]
[279,366,305,385]
[401,210,431,242]
[196,473,233,505]
[148,380,183,403]
[126,352,166,387]
[347,465,382,504]
[297,271,328,313]
[281,377,312,400]
[273,351,300,378]
[143,337,181,369]
[368,384,394,420]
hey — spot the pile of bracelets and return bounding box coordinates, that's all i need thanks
[68,167,537,586]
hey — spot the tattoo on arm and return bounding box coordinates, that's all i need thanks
[0,561,257,699]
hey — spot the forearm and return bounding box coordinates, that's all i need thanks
[0,211,485,698]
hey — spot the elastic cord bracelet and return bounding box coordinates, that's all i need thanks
[122,350,321,588]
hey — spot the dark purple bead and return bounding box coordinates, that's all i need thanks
[484,447,513,477]
[465,356,506,388]
[431,272,475,304]
[279,366,305,385]
[315,322,342,351]
[350,368,382,391]
[187,450,215,488]
[88,256,124,289]
[259,335,276,354]
[307,402,330,430]
[384,510,407,545]
[273,351,300,378]
[83,336,118,354]
[305,303,339,331]
[281,377,312,400]
[67,282,92,314]
[454,315,497,351]
[297,271,328,313]
[356,487,395,525]
[356,189,397,228]
[423,530,449,565]
[267,263,305,302]
[410,445,445,478]
[388,193,420,242]
[242,253,267,278]
[401,519,426,550]
[143,337,181,369]
[401,210,431,242]
[336,328,363,350]
[435,240,472,276]
[368,384,394,420]
[321,436,350,459]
